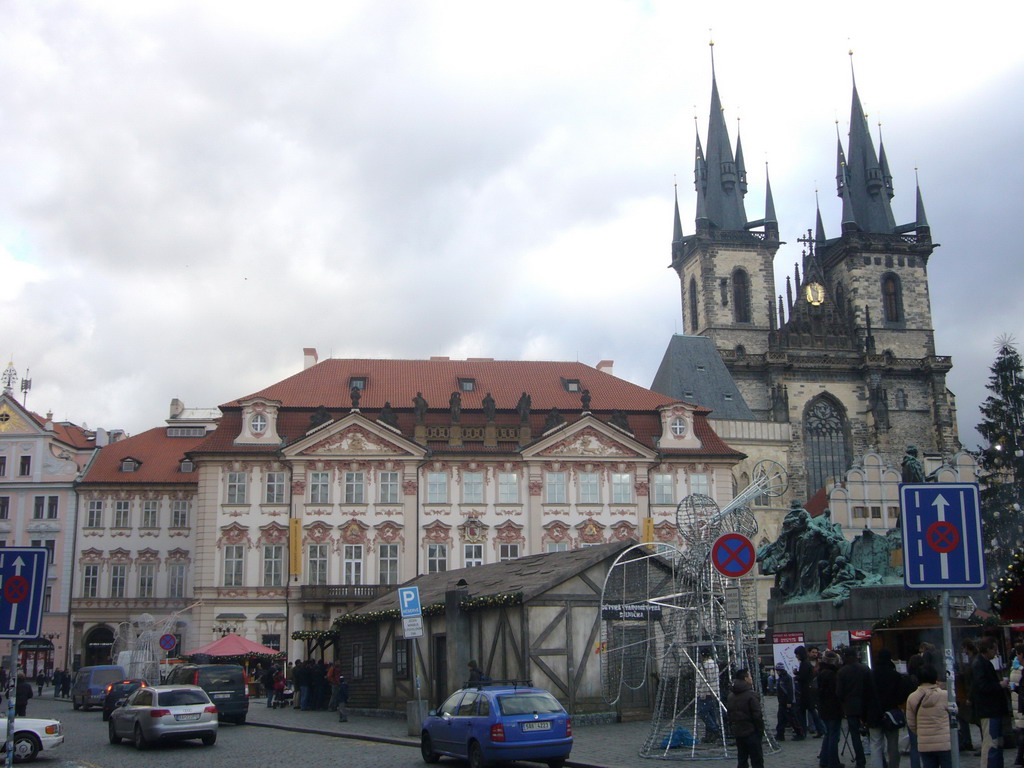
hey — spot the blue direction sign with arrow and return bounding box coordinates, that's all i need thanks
[0,548,48,640]
[900,483,985,590]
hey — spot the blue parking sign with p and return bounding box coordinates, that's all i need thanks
[399,586,422,618]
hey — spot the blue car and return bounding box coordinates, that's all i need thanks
[420,681,572,768]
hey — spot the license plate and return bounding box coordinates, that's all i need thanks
[175,713,201,721]
[213,693,231,699]
[521,721,551,732]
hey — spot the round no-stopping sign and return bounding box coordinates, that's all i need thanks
[925,521,960,554]
[711,533,756,578]
[3,576,29,604]
[159,633,178,652]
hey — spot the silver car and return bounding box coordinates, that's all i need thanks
[108,684,218,749]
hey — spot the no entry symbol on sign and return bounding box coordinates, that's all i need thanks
[711,533,756,578]
[3,576,29,604]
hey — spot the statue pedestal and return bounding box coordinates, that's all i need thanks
[767,584,919,648]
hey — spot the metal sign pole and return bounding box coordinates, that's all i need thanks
[941,591,959,768]
[7,639,19,768]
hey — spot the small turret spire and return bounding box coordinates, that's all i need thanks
[915,168,930,236]
[815,190,827,243]
[735,119,748,195]
[764,163,777,225]
[878,122,894,199]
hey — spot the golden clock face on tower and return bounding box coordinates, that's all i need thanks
[805,282,826,306]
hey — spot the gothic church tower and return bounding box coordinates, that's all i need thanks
[656,54,960,502]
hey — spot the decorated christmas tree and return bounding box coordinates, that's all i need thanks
[976,337,1024,589]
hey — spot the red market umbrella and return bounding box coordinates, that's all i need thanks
[185,633,283,659]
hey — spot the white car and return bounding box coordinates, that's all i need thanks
[0,716,64,762]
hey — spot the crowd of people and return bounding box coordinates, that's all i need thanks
[740,638,1024,768]
[253,659,349,721]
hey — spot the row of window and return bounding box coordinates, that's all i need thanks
[85,500,190,529]
[0,495,60,520]
[851,505,900,520]
[0,455,32,478]
[220,540,545,588]
[225,470,710,506]
[81,562,188,599]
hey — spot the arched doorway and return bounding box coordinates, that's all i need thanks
[18,639,53,679]
[83,626,115,668]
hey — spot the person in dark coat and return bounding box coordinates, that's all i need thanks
[836,646,877,768]
[468,660,483,684]
[727,668,764,768]
[970,637,1008,768]
[337,675,350,722]
[294,660,312,710]
[775,663,805,741]
[794,646,818,737]
[868,648,909,768]
[15,675,33,717]
[60,671,71,698]
[817,650,844,768]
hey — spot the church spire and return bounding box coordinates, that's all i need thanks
[698,41,748,231]
[815,191,827,243]
[672,184,685,264]
[838,51,897,233]
[735,120,748,195]
[878,123,894,199]
[915,169,930,237]
[764,164,777,231]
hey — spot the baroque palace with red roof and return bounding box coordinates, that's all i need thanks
[73,351,741,661]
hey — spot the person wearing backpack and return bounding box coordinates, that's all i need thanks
[906,665,951,768]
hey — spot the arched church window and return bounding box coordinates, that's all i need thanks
[895,389,908,410]
[732,269,751,323]
[881,273,902,322]
[803,396,851,498]
[688,277,699,333]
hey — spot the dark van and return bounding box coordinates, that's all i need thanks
[71,665,127,710]
[164,664,249,723]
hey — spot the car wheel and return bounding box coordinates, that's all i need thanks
[108,719,122,745]
[72,698,81,711]
[102,710,111,722]
[420,733,440,763]
[202,733,217,746]
[468,740,486,768]
[133,724,149,750]
[11,732,40,763]
[547,759,566,768]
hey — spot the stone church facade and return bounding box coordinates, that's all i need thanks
[652,61,960,548]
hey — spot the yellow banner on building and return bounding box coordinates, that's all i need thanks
[289,518,302,576]
[642,517,654,545]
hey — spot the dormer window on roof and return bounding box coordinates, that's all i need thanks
[562,378,581,393]
[120,458,139,473]
[458,378,476,392]
[180,459,195,473]
[349,377,367,391]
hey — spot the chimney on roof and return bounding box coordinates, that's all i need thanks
[44,411,54,431]
[597,360,614,375]
[95,427,108,447]
[169,398,184,419]
[303,347,319,370]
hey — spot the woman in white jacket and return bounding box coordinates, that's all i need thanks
[906,665,952,768]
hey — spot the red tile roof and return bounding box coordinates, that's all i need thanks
[79,427,205,485]
[191,359,743,459]
[227,359,676,412]
[24,411,97,450]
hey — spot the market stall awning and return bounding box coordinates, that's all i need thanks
[185,633,282,659]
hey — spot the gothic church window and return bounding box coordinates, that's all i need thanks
[732,269,751,323]
[803,396,851,497]
[688,277,699,333]
[895,389,908,410]
[881,273,903,322]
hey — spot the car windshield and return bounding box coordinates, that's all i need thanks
[496,692,563,715]
[157,689,210,707]
[92,669,124,686]
[198,667,244,687]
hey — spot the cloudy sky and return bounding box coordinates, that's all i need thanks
[2,1,1022,449]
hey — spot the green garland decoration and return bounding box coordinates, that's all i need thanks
[873,598,938,630]
[991,547,1024,614]
[290,592,524,641]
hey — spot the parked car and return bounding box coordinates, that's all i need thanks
[102,679,149,721]
[1,714,64,762]
[71,665,127,711]
[420,681,572,768]
[108,684,217,749]
[162,663,249,724]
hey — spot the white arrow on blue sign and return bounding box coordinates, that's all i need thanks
[398,586,422,618]
[900,483,985,589]
[0,548,49,640]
